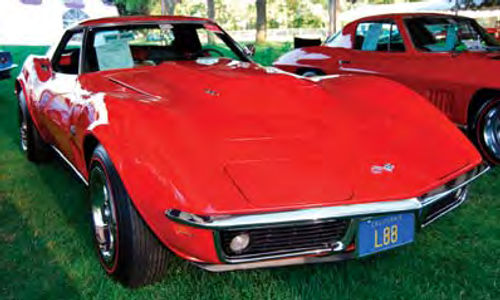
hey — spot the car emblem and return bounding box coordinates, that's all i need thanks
[371,163,395,174]
[204,89,220,96]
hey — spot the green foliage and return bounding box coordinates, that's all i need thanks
[168,0,328,30]
[114,0,154,15]
[250,42,292,65]
[175,1,207,17]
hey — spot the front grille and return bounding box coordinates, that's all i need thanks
[219,219,350,260]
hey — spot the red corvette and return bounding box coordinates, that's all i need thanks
[16,16,487,287]
[274,13,500,165]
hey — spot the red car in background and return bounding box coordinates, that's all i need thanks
[487,27,500,42]
[16,16,487,287]
[274,13,500,165]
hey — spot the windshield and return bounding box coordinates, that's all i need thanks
[404,16,500,52]
[86,22,249,72]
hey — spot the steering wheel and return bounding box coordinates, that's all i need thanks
[197,48,225,58]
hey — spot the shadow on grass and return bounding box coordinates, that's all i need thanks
[0,198,82,300]
[0,82,20,150]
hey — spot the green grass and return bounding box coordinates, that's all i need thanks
[252,42,292,66]
[0,45,499,300]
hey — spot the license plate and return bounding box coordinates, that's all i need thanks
[357,213,415,257]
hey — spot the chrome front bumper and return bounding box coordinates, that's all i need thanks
[166,165,489,271]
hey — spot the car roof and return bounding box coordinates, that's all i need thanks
[354,12,472,23]
[77,15,211,27]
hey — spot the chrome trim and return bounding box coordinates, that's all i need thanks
[51,145,89,186]
[166,198,421,230]
[419,166,490,206]
[195,252,356,272]
[421,187,469,227]
[216,247,335,264]
[108,77,161,100]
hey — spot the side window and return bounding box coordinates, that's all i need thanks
[354,21,405,52]
[53,31,83,74]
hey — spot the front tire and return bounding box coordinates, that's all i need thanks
[89,145,170,287]
[471,98,500,165]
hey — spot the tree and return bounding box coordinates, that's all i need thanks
[114,0,152,15]
[256,0,267,44]
[161,0,181,15]
[328,0,341,34]
[452,0,500,10]
[207,0,215,20]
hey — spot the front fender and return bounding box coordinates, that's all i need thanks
[79,94,222,263]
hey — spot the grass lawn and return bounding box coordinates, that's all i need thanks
[0,45,499,300]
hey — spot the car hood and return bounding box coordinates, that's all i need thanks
[91,59,481,214]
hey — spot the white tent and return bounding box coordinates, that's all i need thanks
[0,0,118,46]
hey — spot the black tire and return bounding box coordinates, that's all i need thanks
[297,68,324,77]
[18,92,51,162]
[88,145,170,287]
[470,98,500,165]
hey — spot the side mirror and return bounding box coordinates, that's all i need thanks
[33,57,53,82]
[244,44,256,57]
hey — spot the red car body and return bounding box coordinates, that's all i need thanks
[274,13,500,164]
[16,16,486,285]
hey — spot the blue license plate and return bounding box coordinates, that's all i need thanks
[357,213,415,257]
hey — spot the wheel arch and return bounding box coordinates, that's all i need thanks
[83,133,100,170]
[15,79,27,112]
[14,78,40,132]
[14,79,22,95]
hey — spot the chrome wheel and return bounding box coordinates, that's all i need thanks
[90,167,118,269]
[19,107,28,152]
[483,106,500,160]
[301,71,319,77]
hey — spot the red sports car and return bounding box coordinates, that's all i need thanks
[274,13,500,165]
[16,16,487,287]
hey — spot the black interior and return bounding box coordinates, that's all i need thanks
[294,37,322,49]
[53,48,80,74]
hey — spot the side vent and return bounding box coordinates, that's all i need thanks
[425,89,455,117]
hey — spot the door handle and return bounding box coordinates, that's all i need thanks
[338,60,351,65]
